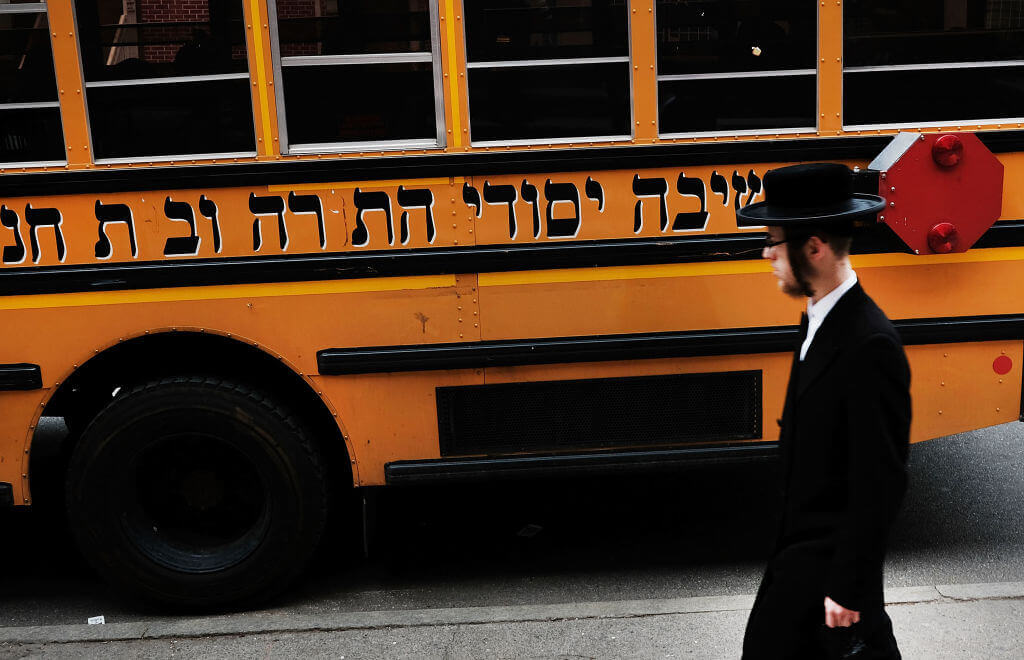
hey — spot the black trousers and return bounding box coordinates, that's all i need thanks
[742,544,900,660]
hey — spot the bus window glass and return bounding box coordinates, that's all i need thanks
[276,0,431,56]
[845,0,1024,67]
[0,3,65,164]
[271,0,443,153]
[464,0,630,143]
[464,0,628,61]
[74,0,256,160]
[659,74,815,134]
[656,0,815,75]
[468,63,630,142]
[85,78,257,159]
[845,66,1024,126]
[281,63,436,145]
[655,0,816,136]
[844,1,1024,126]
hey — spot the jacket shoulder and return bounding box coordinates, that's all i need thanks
[846,287,901,348]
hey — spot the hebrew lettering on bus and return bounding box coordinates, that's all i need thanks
[198,195,223,254]
[1,205,26,265]
[288,191,327,249]
[250,193,288,252]
[25,204,66,263]
[675,173,709,231]
[744,170,763,207]
[710,170,729,206]
[463,182,482,218]
[521,181,541,239]
[163,197,201,257]
[95,200,137,260]
[632,174,669,233]
[544,180,581,238]
[731,171,748,211]
[585,176,604,212]
[396,186,435,244]
[352,189,393,247]
[483,181,519,239]
[0,166,773,267]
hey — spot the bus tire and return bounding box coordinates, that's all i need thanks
[65,375,328,609]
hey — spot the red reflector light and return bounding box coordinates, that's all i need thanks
[927,222,959,253]
[932,134,963,167]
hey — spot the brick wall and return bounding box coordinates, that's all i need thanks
[278,0,319,20]
[278,0,324,56]
[138,0,211,63]
[127,0,338,64]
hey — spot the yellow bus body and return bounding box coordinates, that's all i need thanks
[1,0,1023,512]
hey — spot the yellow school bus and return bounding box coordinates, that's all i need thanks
[1,0,1022,606]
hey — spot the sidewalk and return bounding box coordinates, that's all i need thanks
[2,581,1022,658]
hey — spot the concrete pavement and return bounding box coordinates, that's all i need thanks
[2,580,1021,658]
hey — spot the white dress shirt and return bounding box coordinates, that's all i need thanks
[800,271,858,361]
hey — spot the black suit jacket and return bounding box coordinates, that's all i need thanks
[775,282,911,613]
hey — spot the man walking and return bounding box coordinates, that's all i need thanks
[737,164,911,659]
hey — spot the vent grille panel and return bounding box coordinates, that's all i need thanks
[437,370,762,456]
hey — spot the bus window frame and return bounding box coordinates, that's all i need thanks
[266,0,447,156]
[652,1,819,140]
[72,0,259,164]
[461,3,634,148]
[0,1,68,168]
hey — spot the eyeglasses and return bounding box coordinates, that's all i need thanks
[764,237,788,250]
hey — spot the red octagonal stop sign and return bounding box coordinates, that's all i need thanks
[868,132,1004,254]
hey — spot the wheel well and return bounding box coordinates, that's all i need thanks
[39,332,352,495]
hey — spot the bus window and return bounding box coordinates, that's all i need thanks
[74,0,256,160]
[844,1,1024,127]
[464,0,630,144]
[0,1,65,164]
[655,0,816,136]
[269,0,444,153]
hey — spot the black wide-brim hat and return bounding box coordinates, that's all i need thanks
[736,163,885,227]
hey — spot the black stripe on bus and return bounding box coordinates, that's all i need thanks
[0,233,766,296]
[384,444,780,484]
[2,131,1022,198]
[4,219,1024,297]
[0,135,895,197]
[317,313,1024,375]
[0,363,42,390]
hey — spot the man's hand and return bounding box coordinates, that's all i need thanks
[824,596,860,628]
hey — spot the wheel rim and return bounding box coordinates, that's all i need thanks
[120,432,271,574]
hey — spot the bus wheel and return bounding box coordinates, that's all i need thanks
[65,376,328,609]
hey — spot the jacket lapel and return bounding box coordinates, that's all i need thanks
[794,282,865,402]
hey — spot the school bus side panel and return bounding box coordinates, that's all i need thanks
[473,163,1024,448]
[0,177,483,500]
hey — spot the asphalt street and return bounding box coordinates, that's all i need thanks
[1,419,1022,639]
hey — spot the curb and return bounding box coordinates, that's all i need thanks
[2,581,1022,645]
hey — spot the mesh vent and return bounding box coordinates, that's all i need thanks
[437,370,762,457]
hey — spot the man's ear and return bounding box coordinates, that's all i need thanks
[804,235,826,261]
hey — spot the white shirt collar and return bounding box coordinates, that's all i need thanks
[806,271,858,323]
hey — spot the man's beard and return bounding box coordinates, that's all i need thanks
[785,238,816,298]
[780,277,809,299]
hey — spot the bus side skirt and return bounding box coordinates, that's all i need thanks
[384,444,779,484]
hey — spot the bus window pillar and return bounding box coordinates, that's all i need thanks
[630,0,657,143]
[47,2,93,168]
[818,0,843,135]
[244,0,281,159]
